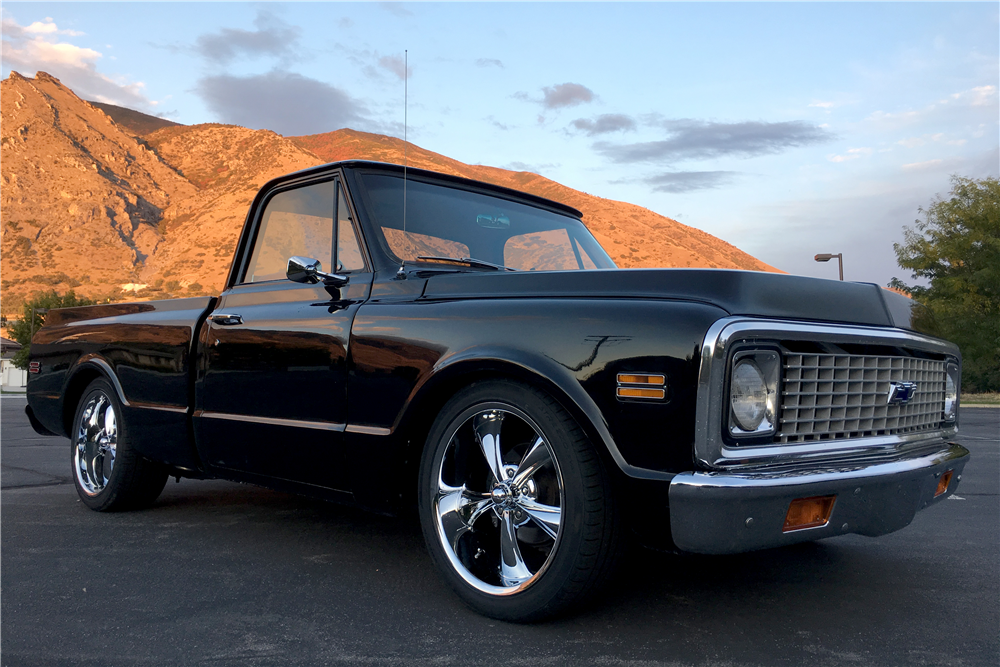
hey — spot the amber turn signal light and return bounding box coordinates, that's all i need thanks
[616,387,666,399]
[616,373,666,401]
[935,470,953,497]
[617,373,665,385]
[783,495,836,532]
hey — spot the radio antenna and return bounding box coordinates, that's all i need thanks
[397,49,408,279]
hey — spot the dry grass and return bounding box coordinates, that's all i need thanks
[963,392,1000,405]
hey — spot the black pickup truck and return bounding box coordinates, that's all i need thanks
[26,161,969,620]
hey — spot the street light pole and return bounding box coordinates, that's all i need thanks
[29,307,48,343]
[814,253,844,281]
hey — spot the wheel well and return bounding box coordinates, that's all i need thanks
[62,368,103,435]
[393,361,622,510]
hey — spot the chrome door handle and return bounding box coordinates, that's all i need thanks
[211,314,243,326]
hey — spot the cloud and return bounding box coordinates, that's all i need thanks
[807,97,856,111]
[637,171,741,193]
[503,161,559,173]
[595,119,833,164]
[1,17,153,109]
[865,85,999,130]
[25,18,82,36]
[865,109,922,128]
[954,85,997,107]
[378,54,411,81]
[3,17,82,38]
[541,83,594,109]
[194,71,367,136]
[194,12,300,64]
[570,114,636,136]
[827,147,873,163]
[475,58,503,69]
[515,83,596,111]
[896,133,968,149]
[334,45,414,83]
[901,159,944,171]
[486,116,510,131]
[380,3,414,18]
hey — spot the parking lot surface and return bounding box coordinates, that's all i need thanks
[2,394,997,667]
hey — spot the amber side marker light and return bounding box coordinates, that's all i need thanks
[617,387,666,399]
[935,470,954,497]
[617,373,664,385]
[615,373,666,400]
[783,495,836,532]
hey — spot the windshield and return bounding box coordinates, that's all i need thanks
[357,173,616,271]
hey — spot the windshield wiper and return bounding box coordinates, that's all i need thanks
[416,256,517,272]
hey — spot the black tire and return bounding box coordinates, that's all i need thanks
[418,379,620,621]
[71,378,169,511]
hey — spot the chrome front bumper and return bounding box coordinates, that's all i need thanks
[668,442,970,554]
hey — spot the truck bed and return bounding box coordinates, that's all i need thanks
[27,296,215,470]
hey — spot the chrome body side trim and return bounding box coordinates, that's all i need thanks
[194,410,346,432]
[694,317,960,470]
[669,442,969,554]
[344,424,392,436]
[129,401,189,415]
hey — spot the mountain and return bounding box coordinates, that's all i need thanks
[1,72,778,315]
[290,130,779,272]
[86,101,181,137]
[1,71,197,306]
[139,124,325,289]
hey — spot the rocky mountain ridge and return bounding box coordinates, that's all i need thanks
[1,72,777,314]
[1,72,197,305]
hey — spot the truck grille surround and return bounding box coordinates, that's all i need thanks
[777,354,946,444]
[695,318,960,470]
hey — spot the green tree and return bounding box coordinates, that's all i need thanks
[890,175,1000,392]
[7,290,97,369]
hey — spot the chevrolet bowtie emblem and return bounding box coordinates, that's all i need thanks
[886,381,918,405]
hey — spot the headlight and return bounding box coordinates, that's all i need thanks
[731,361,768,430]
[729,350,780,437]
[943,363,959,421]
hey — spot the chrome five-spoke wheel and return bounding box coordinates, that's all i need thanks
[419,380,620,621]
[70,378,169,511]
[434,406,564,594]
[74,391,118,496]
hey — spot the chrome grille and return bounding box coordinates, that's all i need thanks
[778,354,946,443]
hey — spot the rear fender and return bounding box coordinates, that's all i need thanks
[61,354,201,470]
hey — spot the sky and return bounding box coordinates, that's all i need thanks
[2,1,998,287]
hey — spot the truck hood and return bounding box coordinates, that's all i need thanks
[418,268,919,331]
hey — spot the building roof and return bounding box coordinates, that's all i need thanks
[0,336,23,352]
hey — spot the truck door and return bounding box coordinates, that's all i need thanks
[194,177,371,491]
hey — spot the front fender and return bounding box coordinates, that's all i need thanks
[405,345,671,481]
[348,297,726,482]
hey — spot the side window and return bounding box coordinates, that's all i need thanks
[244,181,335,283]
[336,184,366,272]
[574,236,599,269]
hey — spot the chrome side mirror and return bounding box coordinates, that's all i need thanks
[286,256,349,288]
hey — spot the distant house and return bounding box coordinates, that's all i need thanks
[1,336,23,355]
[1,336,26,389]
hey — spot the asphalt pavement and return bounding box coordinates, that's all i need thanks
[2,394,997,667]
